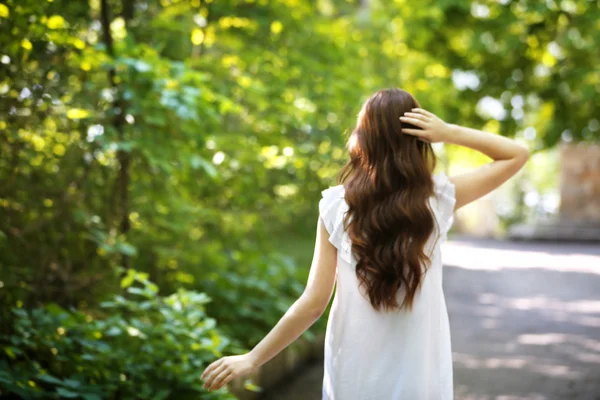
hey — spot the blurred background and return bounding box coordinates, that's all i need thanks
[0,0,599,399]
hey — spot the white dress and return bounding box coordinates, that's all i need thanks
[319,172,456,400]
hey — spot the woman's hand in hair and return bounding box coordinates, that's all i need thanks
[400,108,453,143]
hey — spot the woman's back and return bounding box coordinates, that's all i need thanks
[316,89,527,400]
[320,172,456,400]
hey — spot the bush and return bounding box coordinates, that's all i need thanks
[0,270,236,400]
[199,252,308,352]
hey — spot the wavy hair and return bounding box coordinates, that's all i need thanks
[337,88,439,312]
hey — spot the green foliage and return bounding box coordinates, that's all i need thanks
[0,270,235,400]
[199,252,308,351]
[0,0,598,395]
[2,0,597,305]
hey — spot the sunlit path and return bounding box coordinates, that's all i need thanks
[261,238,600,400]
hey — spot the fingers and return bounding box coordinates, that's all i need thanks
[209,369,234,391]
[403,111,430,122]
[401,128,431,142]
[201,358,223,380]
[401,128,425,137]
[411,108,434,118]
[203,359,228,389]
[204,364,229,389]
[399,116,426,128]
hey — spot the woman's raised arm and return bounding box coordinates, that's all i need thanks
[400,108,529,211]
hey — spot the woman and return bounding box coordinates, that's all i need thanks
[200,88,529,399]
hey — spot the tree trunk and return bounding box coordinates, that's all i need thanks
[100,0,133,270]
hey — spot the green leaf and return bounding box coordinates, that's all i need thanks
[244,380,263,392]
[190,155,217,178]
[45,303,65,316]
[105,326,122,336]
[4,347,16,359]
[117,243,137,256]
[127,287,152,298]
[106,141,136,152]
[82,394,102,400]
[56,387,80,398]
[120,269,136,288]
[153,388,171,400]
[37,374,64,385]
[63,379,82,388]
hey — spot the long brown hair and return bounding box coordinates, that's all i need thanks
[338,88,439,312]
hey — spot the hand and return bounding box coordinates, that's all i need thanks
[399,108,453,143]
[201,353,257,392]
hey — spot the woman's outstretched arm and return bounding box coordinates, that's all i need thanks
[401,108,529,211]
[200,217,337,391]
[246,217,337,367]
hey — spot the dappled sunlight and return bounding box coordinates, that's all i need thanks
[509,298,600,314]
[570,315,600,328]
[573,352,600,364]
[495,395,547,400]
[528,363,582,379]
[442,238,600,398]
[454,352,582,379]
[455,386,548,400]
[441,240,600,274]
[480,318,498,329]
[454,353,528,370]
[478,294,600,315]
[472,293,600,329]
[517,333,568,345]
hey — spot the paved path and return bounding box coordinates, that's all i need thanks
[261,238,600,400]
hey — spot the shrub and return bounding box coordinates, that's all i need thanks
[0,270,236,400]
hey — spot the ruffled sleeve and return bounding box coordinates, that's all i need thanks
[319,184,357,265]
[432,172,456,240]
[319,185,346,251]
